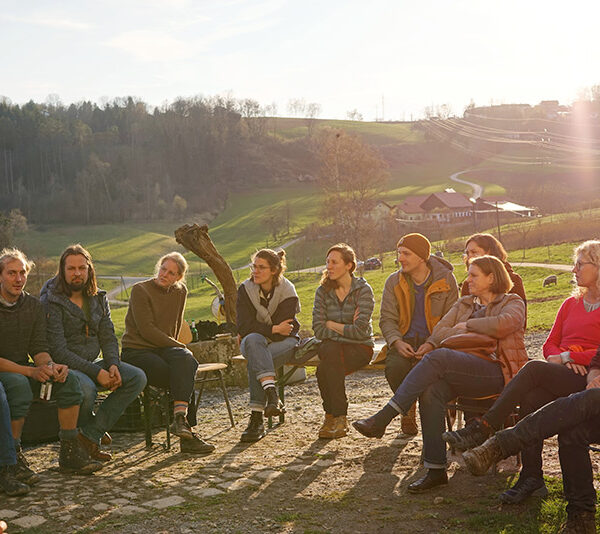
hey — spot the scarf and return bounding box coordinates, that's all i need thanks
[241,277,300,326]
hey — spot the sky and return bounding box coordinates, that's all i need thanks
[2,0,599,120]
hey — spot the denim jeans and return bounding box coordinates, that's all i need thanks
[483,359,587,480]
[71,361,147,444]
[122,346,198,403]
[384,334,428,392]
[0,370,83,419]
[240,333,298,412]
[495,388,600,514]
[389,348,505,469]
[0,382,16,466]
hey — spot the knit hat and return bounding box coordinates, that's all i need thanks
[397,233,431,261]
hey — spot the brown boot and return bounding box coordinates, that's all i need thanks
[329,416,348,439]
[401,403,418,436]
[78,433,112,462]
[318,414,335,439]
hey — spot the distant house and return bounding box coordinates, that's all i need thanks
[474,198,536,217]
[395,192,472,222]
[370,200,395,222]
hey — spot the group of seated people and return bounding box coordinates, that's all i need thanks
[0,233,598,532]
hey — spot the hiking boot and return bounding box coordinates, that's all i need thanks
[170,413,194,440]
[329,416,348,439]
[78,432,112,462]
[463,436,505,476]
[442,417,494,451]
[240,412,266,442]
[0,465,30,496]
[407,468,448,493]
[559,509,597,534]
[499,476,549,504]
[15,446,40,485]
[401,403,418,436]
[180,434,215,455]
[59,438,103,475]
[318,414,335,439]
[264,387,285,418]
[101,432,112,446]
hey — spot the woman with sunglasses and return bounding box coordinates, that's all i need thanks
[443,240,600,504]
[236,249,300,442]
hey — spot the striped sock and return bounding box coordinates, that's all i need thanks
[261,379,276,391]
[174,402,188,417]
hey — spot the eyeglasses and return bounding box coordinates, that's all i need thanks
[250,264,269,272]
[574,260,593,270]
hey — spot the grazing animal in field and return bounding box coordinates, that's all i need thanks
[543,275,558,287]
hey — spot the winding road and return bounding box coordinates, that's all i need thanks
[450,170,482,199]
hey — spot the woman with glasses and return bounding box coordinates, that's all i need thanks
[236,249,300,442]
[443,240,600,504]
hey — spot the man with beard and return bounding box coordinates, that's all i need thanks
[41,245,147,461]
[0,248,102,487]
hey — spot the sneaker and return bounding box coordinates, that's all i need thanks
[442,417,493,451]
[170,413,194,440]
[180,434,215,455]
[264,387,285,418]
[240,412,266,443]
[77,433,112,462]
[59,438,103,475]
[0,465,30,496]
[15,447,40,485]
[318,414,335,439]
[463,436,505,476]
[559,508,596,534]
[499,476,549,504]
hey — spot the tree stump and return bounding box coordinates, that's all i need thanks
[174,224,237,323]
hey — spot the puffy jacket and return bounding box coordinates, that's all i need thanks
[40,276,120,379]
[429,293,527,384]
[312,276,374,346]
[380,255,459,351]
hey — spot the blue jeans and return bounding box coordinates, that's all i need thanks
[240,333,298,412]
[495,388,600,514]
[390,348,504,469]
[71,362,147,444]
[0,382,16,466]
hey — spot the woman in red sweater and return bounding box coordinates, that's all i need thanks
[443,240,600,504]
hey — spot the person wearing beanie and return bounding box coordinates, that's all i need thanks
[378,233,458,436]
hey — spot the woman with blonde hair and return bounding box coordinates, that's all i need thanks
[122,252,215,455]
[444,240,600,504]
[236,249,300,442]
[354,255,527,492]
[313,243,375,439]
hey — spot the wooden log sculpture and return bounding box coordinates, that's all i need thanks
[174,224,237,324]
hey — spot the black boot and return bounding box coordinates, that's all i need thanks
[180,434,215,455]
[59,438,103,475]
[240,412,266,442]
[0,465,30,496]
[559,509,597,534]
[15,446,40,485]
[264,387,284,418]
[407,469,448,493]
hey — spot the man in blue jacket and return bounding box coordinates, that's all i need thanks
[41,245,147,462]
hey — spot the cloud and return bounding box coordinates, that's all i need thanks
[105,30,193,62]
[1,14,90,30]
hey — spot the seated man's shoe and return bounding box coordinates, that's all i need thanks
[463,436,505,476]
[264,387,285,418]
[77,433,112,462]
[442,417,493,451]
[180,434,215,455]
[352,416,386,439]
[240,412,266,442]
[101,432,112,446]
[0,465,30,496]
[401,404,418,436]
[170,412,194,440]
[329,416,348,439]
[499,476,548,504]
[318,414,335,439]
[15,447,40,485]
[559,509,596,534]
[59,438,103,475]
[407,469,448,493]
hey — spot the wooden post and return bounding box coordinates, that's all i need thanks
[174,224,237,324]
